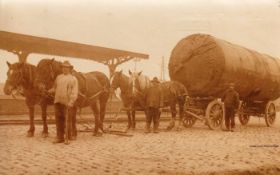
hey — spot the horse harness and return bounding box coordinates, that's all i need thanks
[10,64,34,98]
[75,72,106,105]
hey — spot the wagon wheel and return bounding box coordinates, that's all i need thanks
[182,112,196,128]
[238,114,250,125]
[238,104,250,125]
[205,100,224,130]
[265,101,276,127]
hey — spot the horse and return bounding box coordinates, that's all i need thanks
[129,71,188,130]
[3,61,53,137]
[35,58,110,136]
[110,70,142,129]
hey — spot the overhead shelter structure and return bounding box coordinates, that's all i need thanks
[0,31,149,77]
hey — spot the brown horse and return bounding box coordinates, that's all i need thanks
[35,58,110,136]
[110,70,141,129]
[3,62,53,137]
[129,71,188,130]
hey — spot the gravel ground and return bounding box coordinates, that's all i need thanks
[0,114,280,175]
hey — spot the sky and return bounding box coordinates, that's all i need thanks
[1,0,280,83]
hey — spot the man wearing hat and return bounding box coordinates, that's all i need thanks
[49,60,78,143]
[222,83,240,132]
[144,77,161,133]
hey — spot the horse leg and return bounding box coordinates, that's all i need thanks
[175,96,186,130]
[166,104,176,131]
[127,111,132,129]
[176,103,184,130]
[91,102,102,136]
[41,104,48,138]
[131,110,136,129]
[27,105,35,137]
[178,100,185,127]
[99,99,107,132]
[68,106,77,139]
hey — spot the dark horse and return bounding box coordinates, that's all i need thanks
[4,62,53,137]
[129,71,188,130]
[110,70,141,129]
[35,58,110,135]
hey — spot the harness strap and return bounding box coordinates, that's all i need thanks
[28,64,33,88]
[49,63,55,81]
[76,73,106,103]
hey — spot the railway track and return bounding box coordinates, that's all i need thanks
[0,115,171,125]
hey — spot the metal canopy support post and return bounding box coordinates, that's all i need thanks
[12,50,29,63]
[105,56,135,78]
[108,64,117,78]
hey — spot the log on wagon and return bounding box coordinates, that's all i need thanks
[169,34,280,129]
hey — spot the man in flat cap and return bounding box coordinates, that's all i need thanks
[144,77,161,133]
[222,83,240,132]
[49,60,78,143]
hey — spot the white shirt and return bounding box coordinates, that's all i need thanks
[53,74,78,106]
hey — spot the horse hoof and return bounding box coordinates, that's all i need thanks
[27,132,34,137]
[99,128,105,133]
[69,136,77,140]
[166,125,174,131]
[42,132,48,138]
[93,132,102,137]
[132,123,136,129]
[99,125,104,132]
[176,126,183,131]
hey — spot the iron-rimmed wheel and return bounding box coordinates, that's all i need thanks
[238,103,250,125]
[205,100,224,130]
[265,101,276,127]
[182,112,196,128]
[238,114,250,125]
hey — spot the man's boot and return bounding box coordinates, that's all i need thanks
[153,122,159,133]
[166,118,175,130]
[53,118,64,143]
[145,122,151,133]
[176,119,183,131]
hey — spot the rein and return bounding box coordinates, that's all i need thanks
[35,61,57,91]
[49,62,55,80]
[78,89,104,101]
[77,73,106,104]
[112,74,132,94]
[15,64,33,88]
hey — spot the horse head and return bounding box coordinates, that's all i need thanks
[110,70,132,93]
[110,70,122,91]
[128,70,150,98]
[35,58,62,95]
[4,61,29,95]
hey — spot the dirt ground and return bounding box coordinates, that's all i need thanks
[0,114,280,175]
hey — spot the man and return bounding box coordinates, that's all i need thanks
[222,83,240,132]
[49,61,78,143]
[144,77,161,133]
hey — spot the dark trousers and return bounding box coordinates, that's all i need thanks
[146,107,160,128]
[54,103,77,140]
[225,107,235,130]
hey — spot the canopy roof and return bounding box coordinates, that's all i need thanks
[0,31,149,65]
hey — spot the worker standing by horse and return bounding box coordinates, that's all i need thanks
[144,77,162,133]
[48,61,78,143]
